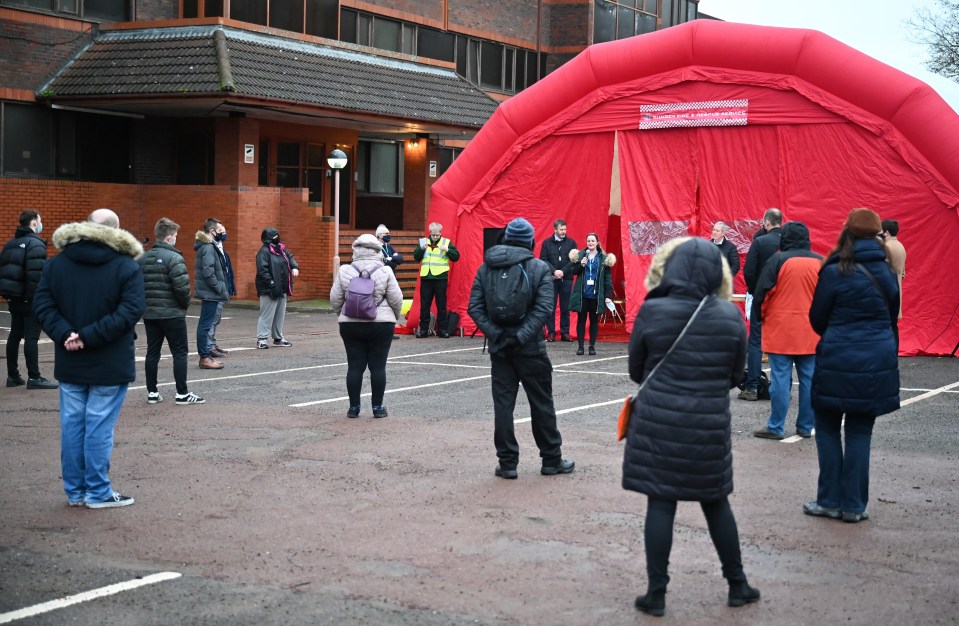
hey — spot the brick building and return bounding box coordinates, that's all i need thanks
[0,0,698,298]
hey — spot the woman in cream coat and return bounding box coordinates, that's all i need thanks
[330,234,404,418]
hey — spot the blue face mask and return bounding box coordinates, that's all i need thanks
[215,232,227,242]
[381,235,391,243]
[36,223,43,234]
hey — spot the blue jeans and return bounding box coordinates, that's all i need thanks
[208,301,224,347]
[744,316,762,391]
[59,382,128,503]
[196,300,220,358]
[765,353,815,436]
[814,409,876,514]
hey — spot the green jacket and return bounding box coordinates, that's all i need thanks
[569,250,614,313]
[139,240,191,319]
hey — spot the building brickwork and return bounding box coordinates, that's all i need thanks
[0,15,92,93]
[548,3,591,48]
[448,0,540,44]
[135,0,179,21]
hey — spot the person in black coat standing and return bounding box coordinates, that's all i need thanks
[803,208,900,524]
[739,208,784,400]
[255,227,299,349]
[710,221,740,277]
[538,218,577,342]
[623,237,759,617]
[0,210,57,388]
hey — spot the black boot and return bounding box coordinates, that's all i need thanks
[634,589,666,617]
[727,580,760,607]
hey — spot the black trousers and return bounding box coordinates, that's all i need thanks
[490,351,563,469]
[339,322,395,406]
[418,278,448,333]
[6,300,42,379]
[576,298,600,347]
[644,496,745,591]
[546,279,573,336]
[144,317,190,395]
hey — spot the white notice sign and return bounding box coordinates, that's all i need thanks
[244,144,255,164]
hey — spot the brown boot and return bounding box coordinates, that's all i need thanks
[198,357,224,370]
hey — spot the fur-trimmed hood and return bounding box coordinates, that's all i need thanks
[52,221,143,259]
[569,248,616,267]
[644,237,732,301]
[195,230,214,245]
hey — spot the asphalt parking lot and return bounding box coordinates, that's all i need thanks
[1,304,958,625]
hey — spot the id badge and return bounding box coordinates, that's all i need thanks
[586,279,595,286]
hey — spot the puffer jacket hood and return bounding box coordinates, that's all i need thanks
[484,243,534,269]
[52,221,143,263]
[261,227,280,244]
[648,238,725,301]
[780,222,812,252]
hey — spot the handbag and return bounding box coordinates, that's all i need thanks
[617,294,710,441]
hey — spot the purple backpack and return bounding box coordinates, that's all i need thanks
[343,265,383,320]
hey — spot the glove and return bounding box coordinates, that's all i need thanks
[498,330,519,352]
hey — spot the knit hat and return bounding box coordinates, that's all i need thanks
[352,233,382,252]
[503,218,535,246]
[846,208,882,238]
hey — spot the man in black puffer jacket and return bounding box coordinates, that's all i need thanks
[0,210,57,389]
[468,217,575,480]
[139,218,203,405]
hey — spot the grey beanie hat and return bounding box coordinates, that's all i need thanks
[503,218,535,246]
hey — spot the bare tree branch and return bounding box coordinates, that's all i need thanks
[907,0,959,82]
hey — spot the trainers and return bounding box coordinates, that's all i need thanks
[753,427,785,440]
[737,389,758,401]
[6,374,25,387]
[541,459,575,475]
[86,493,134,509]
[175,392,205,404]
[796,429,813,438]
[803,501,841,519]
[68,500,84,507]
[588,346,596,356]
[576,347,585,356]
[495,465,518,479]
[256,340,269,349]
[347,405,360,418]
[27,376,59,389]
[273,339,292,347]
[147,391,163,404]
[842,510,870,523]
[372,405,388,418]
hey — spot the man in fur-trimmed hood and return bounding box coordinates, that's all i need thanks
[33,208,145,509]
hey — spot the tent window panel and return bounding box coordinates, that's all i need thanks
[628,221,689,255]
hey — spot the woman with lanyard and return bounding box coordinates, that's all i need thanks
[569,233,615,355]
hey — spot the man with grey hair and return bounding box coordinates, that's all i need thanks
[739,208,784,400]
[34,208,145,508]
[413,222,460,338]
[711,221,740,277]
[375,224,403,274]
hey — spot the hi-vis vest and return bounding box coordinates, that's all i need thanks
[420,237,451,277]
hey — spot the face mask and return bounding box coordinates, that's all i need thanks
[36,223,43,234]
[271,235,280,244]
[381,235,391,243]
[170,237,177,247]
[215,232,227,242]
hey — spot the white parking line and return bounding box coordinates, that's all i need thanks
[0,572,181,624]
[133,346,255,363]
[901,380,959,406]
[290,374,493,407]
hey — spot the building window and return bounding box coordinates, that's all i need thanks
[304,143,326,203]
[2,103,53,177]
[276,141,301,188]
[3,0,128,20]
[356,140,402,196]
[258,139,270,186]
[594,0,659,44]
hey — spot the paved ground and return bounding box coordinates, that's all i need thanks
[1,305,958,625]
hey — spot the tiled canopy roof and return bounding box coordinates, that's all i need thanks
[39,25,498,128]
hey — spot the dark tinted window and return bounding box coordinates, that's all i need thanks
[373,17,401,51]
[3,104,52,176]
[231,0,267,25]
[480,42,503,90]
[270,0,303,33]
[83,0,128,21]
[594,1,615,43]
[306,0,338,39]
[204,0,224,17]
[340,9,357,43]
[418,27,455,62]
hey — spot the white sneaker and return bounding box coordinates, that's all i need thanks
[256,339,269,349]
[147,391,162,404]
[175,392,205,404]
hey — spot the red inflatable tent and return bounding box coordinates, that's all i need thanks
[413,20,959,356]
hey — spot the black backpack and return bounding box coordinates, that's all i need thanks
[484,261,531,326]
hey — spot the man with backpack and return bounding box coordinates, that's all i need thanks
[468,217,575,479]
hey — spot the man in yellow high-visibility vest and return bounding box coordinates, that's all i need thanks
[413,222,460,338]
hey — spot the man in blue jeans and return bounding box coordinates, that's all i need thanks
[739,208,783,400]
[33,208,145,508]
[193,218,230,369]
[748,222,822,439]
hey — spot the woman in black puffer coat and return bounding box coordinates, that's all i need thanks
[255,227,299,349]
[804,208,899,524]
[623,237,759,617]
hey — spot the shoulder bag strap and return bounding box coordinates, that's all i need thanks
[855,263,894,313]
[630,294,710,400]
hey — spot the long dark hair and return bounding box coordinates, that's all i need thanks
[824,227,887,273]
[583,232,605,256]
